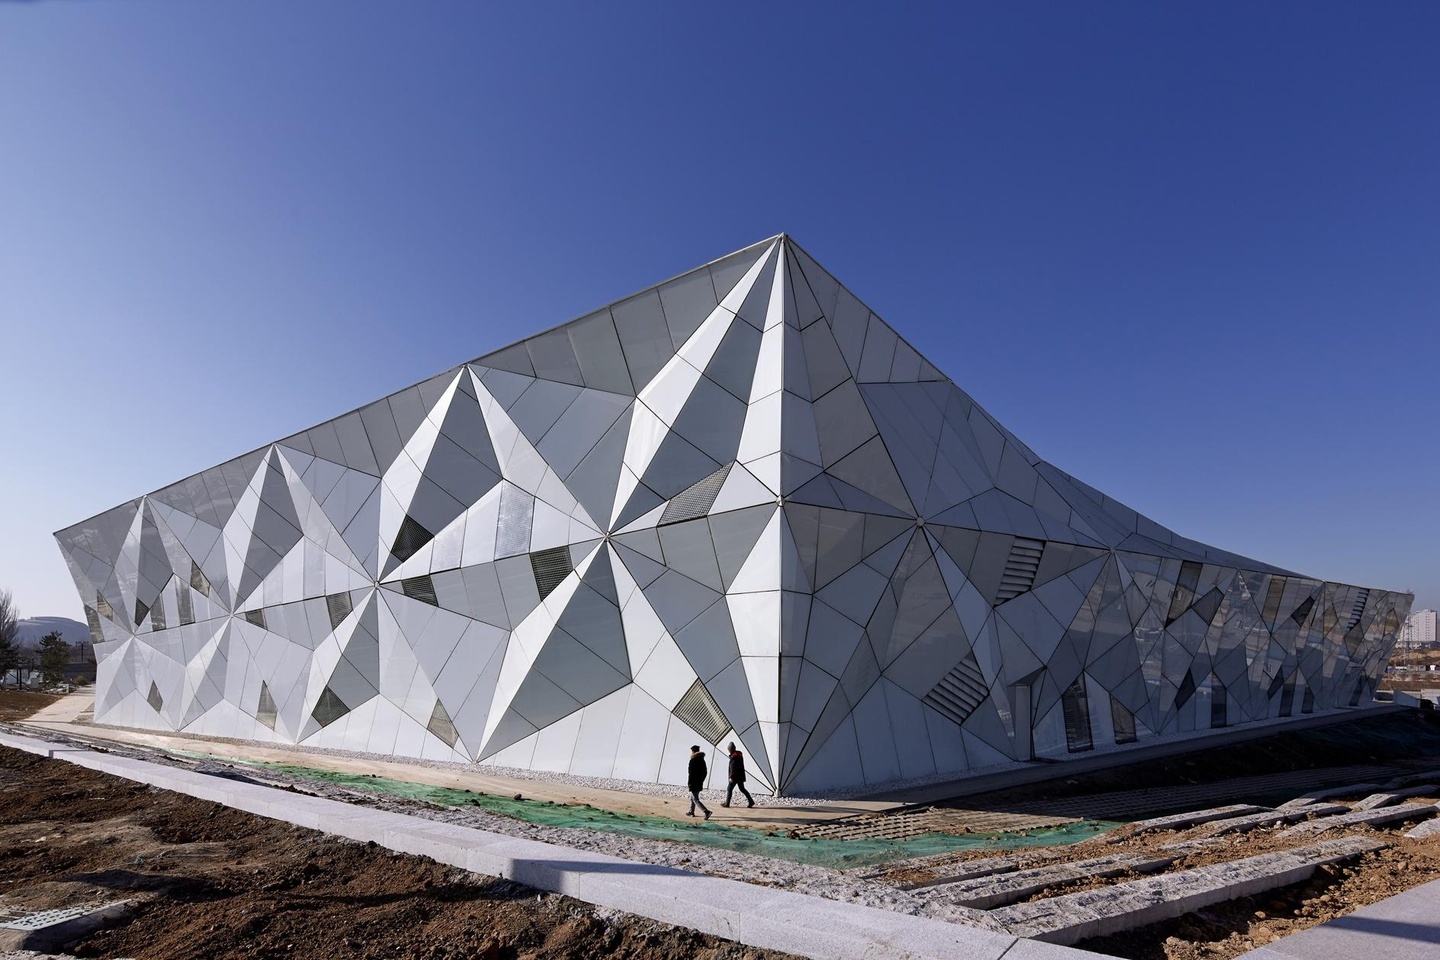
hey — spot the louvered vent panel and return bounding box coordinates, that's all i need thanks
[401,575,438,606]
[672,679,730,745]
[243,608,267,630]
[922,654,989,726]
[311,686,350,728]
[529,547,573,600]
[495,486,534,558]
[1345,589,1371,632]
[994,538,1045,603]
[660,464,732,525]
[256,682,278,729]
[326,592,353,630]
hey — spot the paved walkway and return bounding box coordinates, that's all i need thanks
[0,726,1088,960]
[17,693,895,831]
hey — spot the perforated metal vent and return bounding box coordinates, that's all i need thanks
[401,575,438,606]
[190,561,211,598]
[994,538,1044,603]
[427,700,458,747]
[311,686,349,728]
[146,682,163,713]
[672,679,730,745]
[529,546,573,601]
[1061,678,1093,752]
[922,654,989,726]
[495,485,534,558]
[243,608,267,630]
[391,515,434,563]
[660,464,732,525]
[326,592,353,630]
[256,682,278,729]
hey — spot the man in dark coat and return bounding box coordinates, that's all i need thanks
[686,745,711,819]
[722,741,755,808]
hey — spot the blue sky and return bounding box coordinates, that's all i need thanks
[1,1,1436,621]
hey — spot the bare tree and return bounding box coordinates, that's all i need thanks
[0,589,20,686]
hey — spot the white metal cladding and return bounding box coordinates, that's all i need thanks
[54,235,1412,795]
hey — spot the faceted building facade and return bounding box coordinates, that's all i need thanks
[55,236,1411,794]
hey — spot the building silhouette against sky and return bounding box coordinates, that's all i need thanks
[54,237,1411,793]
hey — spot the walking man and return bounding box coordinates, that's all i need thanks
[686,745,712,820]
[722,741,755,808]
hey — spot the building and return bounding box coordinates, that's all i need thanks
[1398,609,1438,650]
[54,236,1411,794]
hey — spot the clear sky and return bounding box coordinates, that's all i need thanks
[2,2,1436,622]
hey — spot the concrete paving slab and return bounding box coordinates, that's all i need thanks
[1202,804,1349,835]
[1403,818,1440,839]
[1353,785,1440,810]
[1234,876,1440,960]
[934,854,1173,909]
[1278,783,1385,809]
[1278,802,1437,838]
[1129,804,1270,834]
[990,837,1385,946]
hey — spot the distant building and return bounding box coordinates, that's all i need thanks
[54,235,1413,794]
[1399,609,1439,649]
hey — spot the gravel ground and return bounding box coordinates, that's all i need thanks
[79,722,835,806]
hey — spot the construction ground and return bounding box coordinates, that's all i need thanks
[5,690,1440,959]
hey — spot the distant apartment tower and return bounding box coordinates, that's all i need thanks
[1400,609,1439,649]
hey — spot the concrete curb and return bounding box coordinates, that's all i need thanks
[0,729,1099,960]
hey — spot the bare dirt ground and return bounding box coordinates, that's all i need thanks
[0,693,59,723]
[10,689,1440,960]
[0,744,794,960]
